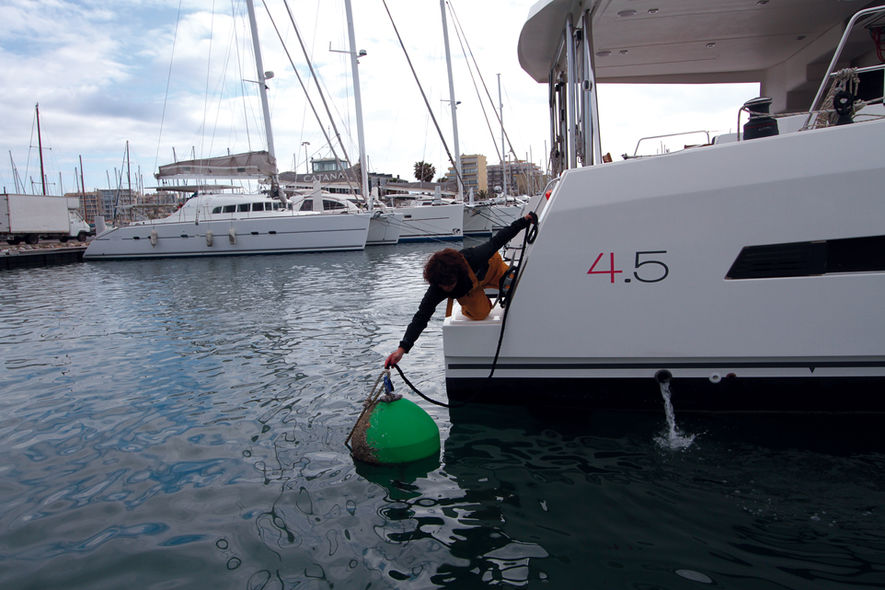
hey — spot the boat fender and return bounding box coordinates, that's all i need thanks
[228,227,236,245]
[206,231,213,247]
[149,229,158,247]
[347,372,440,465]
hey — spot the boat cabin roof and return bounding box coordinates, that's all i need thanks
[519,0,881,88]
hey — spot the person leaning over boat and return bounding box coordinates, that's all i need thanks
[385,212,538,368]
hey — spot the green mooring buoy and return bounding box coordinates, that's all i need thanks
[350,397,440,465]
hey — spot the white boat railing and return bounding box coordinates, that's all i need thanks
[809,5,885,113]
[622,131,712,160]
[805,5,885,128]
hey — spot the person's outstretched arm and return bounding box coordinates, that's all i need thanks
[467,213,536,262]
[385,285,446,367]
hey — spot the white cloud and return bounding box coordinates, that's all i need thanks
[0,0,759,194]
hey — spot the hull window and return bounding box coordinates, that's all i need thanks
[727,235,885,279]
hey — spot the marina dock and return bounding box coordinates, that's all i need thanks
[1,244,87,270]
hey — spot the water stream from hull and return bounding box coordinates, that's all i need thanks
[655,380,696,450]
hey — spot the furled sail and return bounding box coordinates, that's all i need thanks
[155,151,277,180]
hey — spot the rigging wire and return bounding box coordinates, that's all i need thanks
[295,0,322,167]
[231,0,254,154]
[207,12,238,162]
[199,0,217,164]
[380,0,465,192]
[277,0,353,168]
[257,1,351,185]
[24,110,35,193]
[270,0,360,193]
[154,0,184,176]
[447,1,521,163]
[448,3,502,164]
[223,0,261,161]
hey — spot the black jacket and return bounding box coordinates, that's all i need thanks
[399,216,530,352]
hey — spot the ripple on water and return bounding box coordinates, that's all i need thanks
[2,250,885,589]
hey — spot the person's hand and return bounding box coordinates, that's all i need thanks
[525,211,538,225]
[385,347,405,369]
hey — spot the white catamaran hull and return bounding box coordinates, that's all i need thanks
[366,211,403,246]
[462,204,494,236]
[395,202,464,242]
[84,212,371,259]
[444,120,885,411]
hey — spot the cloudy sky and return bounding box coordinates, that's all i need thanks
[0,0,757,195]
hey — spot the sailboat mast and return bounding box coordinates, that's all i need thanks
[343,0,371,211]
[79,155,86,194]
[35,103,47,195]
[245,0,279,194]
[498,74,507,199]
[126,141,132,196]
[440,0,462,201]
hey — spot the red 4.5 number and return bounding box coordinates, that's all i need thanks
[587,251,669,283]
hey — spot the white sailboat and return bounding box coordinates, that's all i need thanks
[84,0,370,260]
[443,1,885,412]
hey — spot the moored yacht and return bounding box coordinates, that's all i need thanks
[84,0,373,261]
[84,179,371,260]
[442,1,885,411]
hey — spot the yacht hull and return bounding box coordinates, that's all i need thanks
[84,213,370,259]
[443,120,885,411]
[366,212,402,246]
[446,375,885,412]
[462,204,494,236]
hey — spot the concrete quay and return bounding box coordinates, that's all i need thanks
[1,243,88,270]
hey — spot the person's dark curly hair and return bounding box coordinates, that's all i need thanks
[424,248,468,287]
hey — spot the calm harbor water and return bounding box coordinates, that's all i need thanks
[1,242,884,589]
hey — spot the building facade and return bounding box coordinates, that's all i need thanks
[447,154,488,195]
[487,159,546,196]
[75,188,177,224]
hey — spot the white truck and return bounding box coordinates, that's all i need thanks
[1,193,93,245]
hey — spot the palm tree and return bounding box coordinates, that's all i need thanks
[413,161,435,183]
